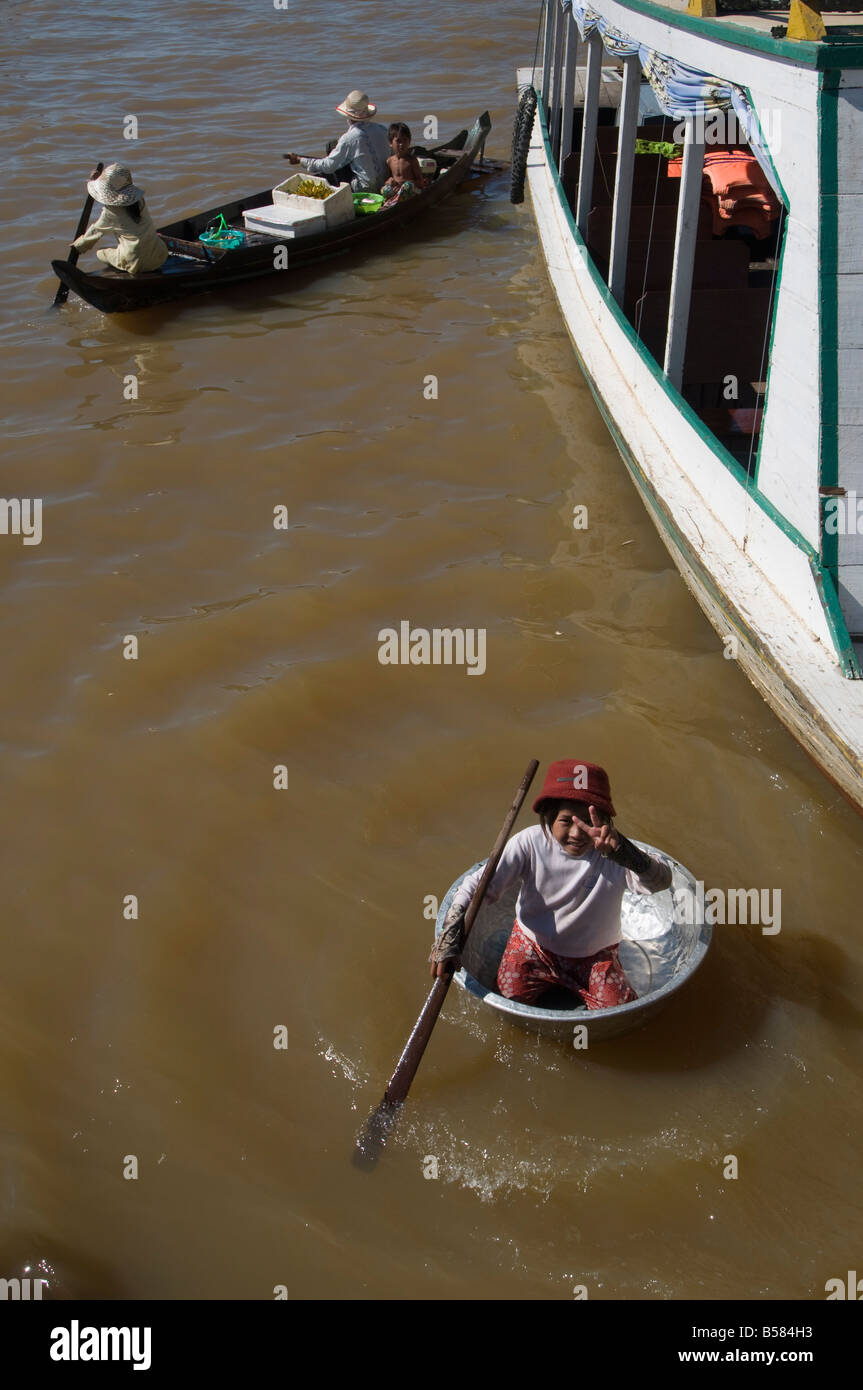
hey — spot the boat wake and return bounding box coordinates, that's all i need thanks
[318,1019,731,1203]
[394,1106,726,1205]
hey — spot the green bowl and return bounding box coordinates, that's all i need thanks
[352,193,384,215]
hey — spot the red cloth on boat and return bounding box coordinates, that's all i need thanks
[668,149,780,238]
[496,919,637,1010]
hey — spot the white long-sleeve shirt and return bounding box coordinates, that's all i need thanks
[72,199,168,274]
[302,121,391,192]
[451,824,669,958]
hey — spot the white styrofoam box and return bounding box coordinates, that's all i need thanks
[271,174,354,227]
[272,171,333,201]
[242,202,328,238]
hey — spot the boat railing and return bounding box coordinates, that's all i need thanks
[534,0,782,476]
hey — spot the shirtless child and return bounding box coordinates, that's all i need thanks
[381,123,426,205]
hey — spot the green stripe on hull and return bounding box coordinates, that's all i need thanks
[818,71,841,594]
[601,0,863,69]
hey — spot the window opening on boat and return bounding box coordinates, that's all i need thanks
[554,63,784,476]
[744,203,785,480]
[633,114,671,342]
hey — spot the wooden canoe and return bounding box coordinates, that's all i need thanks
[435,843,711,1041]
[51,113,492,313]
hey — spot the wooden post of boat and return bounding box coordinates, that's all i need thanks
[541,0,555,111]
[550,0,567,165]
[609,55,641,306]
[548,2,560,161]
[52,162,103,308]
[575,34,603,239]
[559,6,578,169]
[664,116,705,389]
[352,758,539,1169]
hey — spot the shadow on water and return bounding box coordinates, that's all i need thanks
[519,926,863,1076]
[478,949,765,1076]
[759,932,863,1033]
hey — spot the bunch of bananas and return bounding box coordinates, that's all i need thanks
[295,179,331,200]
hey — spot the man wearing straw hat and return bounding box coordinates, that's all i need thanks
[284,90,391,193]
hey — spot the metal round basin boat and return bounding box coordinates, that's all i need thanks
[435,843,711,1042]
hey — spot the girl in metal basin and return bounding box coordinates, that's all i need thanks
[431,760,672,1010]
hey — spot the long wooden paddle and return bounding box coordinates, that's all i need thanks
[53,162,103,307]
[353,757,539,1168]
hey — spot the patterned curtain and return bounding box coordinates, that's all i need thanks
[565,2,781,197]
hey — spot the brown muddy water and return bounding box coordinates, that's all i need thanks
[1,0,861,1301]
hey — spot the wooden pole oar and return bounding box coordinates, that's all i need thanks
[353,757,539,1168]
[52,162,103,307]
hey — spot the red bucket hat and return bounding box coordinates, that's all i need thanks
[532,759,616,818]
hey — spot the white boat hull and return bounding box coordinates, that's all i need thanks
[521,73,863,812]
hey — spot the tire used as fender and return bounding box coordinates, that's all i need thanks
[510,87,537,205]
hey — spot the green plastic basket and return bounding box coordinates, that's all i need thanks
[352,193,384,216]
[199,214,245,249]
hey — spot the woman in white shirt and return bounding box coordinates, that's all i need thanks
[72,163,168,275]
[431,759,672,1010]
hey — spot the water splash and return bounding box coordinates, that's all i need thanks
[316,1037,370,1109]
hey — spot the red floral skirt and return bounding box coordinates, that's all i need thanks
[496,920,637,1011]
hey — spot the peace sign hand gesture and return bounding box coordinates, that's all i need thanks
[572,804,621,857]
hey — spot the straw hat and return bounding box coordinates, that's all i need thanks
[87,163,144,206]
[335,90,377,121]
